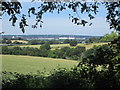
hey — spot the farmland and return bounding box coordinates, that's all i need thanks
[11,42,108,50]
[2,55,78,74]
[11,40,28,44]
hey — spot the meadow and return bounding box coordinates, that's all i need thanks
[2,55,78,74]
[11,40,28,43]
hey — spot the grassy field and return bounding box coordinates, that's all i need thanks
[84,43,108,49]
[15,42,108,50]
[2,55,78,74]
[11,40,28,43]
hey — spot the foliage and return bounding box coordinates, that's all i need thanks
[2,63,120,88]
[2,39,12,44]
[1,1,120,33]
[2,1,28,33]
[100,31,118,42]
[28,40,43,45]
[2,71,48,88]
[1,46,10,54]
[2,45,86,60]
[2,38,27,45]
[12,41,23,44]
[2,36,120,89]
[48,49,64,58]
[63,39,71,44]
[81,44,116,65]
[40,43,51,50]
[85,37,100,43]
[69,40,77,46]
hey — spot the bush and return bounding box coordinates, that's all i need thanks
[40,43,51,50]
[2,71,48,88]
[2,64,120,89]
[81,45,115,65]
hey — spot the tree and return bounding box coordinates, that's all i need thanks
[69,40,77,46]
[63,39,70,44]
[1,46,9,54]
[28,40,41,45]
[81,45,116,65]
[6,40,12,44]
[13,41,23,44]
[40,43,51,50]
[100,31,118,42]
[85,37,100,43]
[48,49,64,58]
[2,38,7,43]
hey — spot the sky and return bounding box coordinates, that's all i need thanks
[1,1,114,36]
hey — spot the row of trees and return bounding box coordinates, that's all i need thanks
[1,44,85,60]
[28,40,61,45]
[2,38,25,44]
[2,43,116,65]
[1,38,78,46]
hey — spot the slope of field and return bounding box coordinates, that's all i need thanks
[2,55,78,74]
[84,43,108,49]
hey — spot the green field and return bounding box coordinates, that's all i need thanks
[11,40,28,43]
[2,55,78,74]
[12,42,108,50]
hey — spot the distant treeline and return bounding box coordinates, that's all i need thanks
[1,31,118,46]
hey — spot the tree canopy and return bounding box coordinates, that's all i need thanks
[100,31,118,42]
[1,0,120,34]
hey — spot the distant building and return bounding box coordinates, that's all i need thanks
[12,36,15,39]
[59,37,75,40]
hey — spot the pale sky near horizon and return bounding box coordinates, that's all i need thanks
[1,1,114,36]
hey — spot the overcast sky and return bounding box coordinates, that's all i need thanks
[1,1,114,36]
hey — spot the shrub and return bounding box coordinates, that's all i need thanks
[81,45,115,65]
[40,43,51,50]
[2,64,120,89]
[2,71,48,88]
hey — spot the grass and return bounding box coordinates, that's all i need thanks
[2,55,78,74]
[14,42,108,50]
[84,42,108,50]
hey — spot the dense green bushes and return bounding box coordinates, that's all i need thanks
[2,64,120,88]
[1,45,86,60]
[81,45,116,65]
[100,31,118,42]
[2,71,48,88]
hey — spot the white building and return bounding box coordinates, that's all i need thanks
[59,37,75,40]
